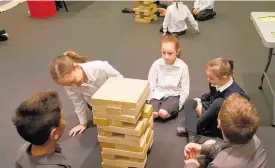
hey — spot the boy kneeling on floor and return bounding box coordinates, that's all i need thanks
[192,0,216,21]
[13,91,71,168]
[184,93,268,168]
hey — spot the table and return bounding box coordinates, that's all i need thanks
[251,12,275,126]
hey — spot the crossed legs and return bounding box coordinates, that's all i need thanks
[150,96,179,120]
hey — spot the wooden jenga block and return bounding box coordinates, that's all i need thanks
[102,154,147,168]
[141,104,153,118]
[102,130,154,159]
[135,3,157,13]
[91,77,150,118]
[98,121,153,146]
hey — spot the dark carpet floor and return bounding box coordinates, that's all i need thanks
[1,1,275,168]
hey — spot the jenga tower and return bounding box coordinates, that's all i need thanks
[91,77,154,168]
[135,0,158,24]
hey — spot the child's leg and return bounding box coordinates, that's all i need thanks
[196,9,215,21]
[149,99,162,118]
[158,96,179,119]
[197,98,224,136]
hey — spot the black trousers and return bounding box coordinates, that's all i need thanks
[184,98,224,137]
[192,9,216,21]
[159,26,186,36]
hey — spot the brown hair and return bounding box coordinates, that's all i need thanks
[219,93,260,144]
[206,57,234,78]
[162,34,181,58]
[49,51,88,82]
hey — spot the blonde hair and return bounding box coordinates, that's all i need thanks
[49,51,88,82]
[162,34,181,58]
[206,57,234,78]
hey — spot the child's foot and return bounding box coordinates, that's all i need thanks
[0,29,8,41]
[176,126,187,136]
[122,8,134,13]
[153,112,159,118]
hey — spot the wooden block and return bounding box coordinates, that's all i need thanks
[102,162,125,168]
[93,110,141,124]
[102,155,147,168]
[91,78,150,117]
[102,130,154,159]
[98,122,153,146]
[135,18,152,24]
[141,104,153,118]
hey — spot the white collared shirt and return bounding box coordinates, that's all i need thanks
[148,58,190,110]
[212,77,234,92]
[163,2,199,33]
[194,0,215,11]
[65,61,123,125]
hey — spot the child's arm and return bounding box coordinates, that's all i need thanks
[179,68,190,110]
[148,61,158,98]
[198,0,214,11]
[102,61,123,78]
[65,87,88,125]
[186,8,199,32]
[162,7,171,34]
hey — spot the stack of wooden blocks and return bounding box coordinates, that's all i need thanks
[135,0,158,24]
[91,77,154,168]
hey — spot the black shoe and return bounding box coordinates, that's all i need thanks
[122,8,135,13]
[176,126,187,136]
[0,30,8,41]
[210,11,216,18]
[188,135,201,143]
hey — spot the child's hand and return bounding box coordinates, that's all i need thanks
[69,124,87,136]
[184,143,202,159]
[194,98,201,102]
[162,32,166,36]
[193,8,199,15]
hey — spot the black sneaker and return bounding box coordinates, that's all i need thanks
[122,8,135,14]
[0,30,8,41]
[176,126,188,136]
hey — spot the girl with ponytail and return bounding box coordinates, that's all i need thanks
[49,51,123,136]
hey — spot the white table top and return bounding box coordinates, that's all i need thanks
[251,12,275,48]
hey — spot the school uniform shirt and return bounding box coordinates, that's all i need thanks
[65,61,123,125]
[194,0,214,11]
[148,58,190,110]
[185,136,268,168]
[15,143,71,168]
[200,77,250,106]
[163,2,199,33]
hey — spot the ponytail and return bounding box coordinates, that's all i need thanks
[63,51,88,63]
[50,50,88,82]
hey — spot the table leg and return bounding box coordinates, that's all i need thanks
[259,48,273,90]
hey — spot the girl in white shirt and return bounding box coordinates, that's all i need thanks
[148,34,190,120]
[161,1,199,36]
[50,51,123,136]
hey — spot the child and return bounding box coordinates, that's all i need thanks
[184,93,267,168]
[160,0,199,36]
[192,0,216,21]
[13,91,71,168]
[49,51,123,136]
[177,57,249,143]
[0,29,8,41]
[148,34,190,120]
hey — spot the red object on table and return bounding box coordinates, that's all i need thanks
[27,1,57,19]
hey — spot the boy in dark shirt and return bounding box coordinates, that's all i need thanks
[184,93,267,168]
[177,58,249,143]
[13,90,71,168]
